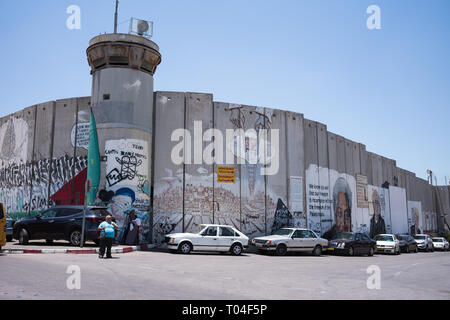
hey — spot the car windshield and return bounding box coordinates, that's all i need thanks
[272,229,293,236]
[332,232,355,240]
[396,235,406,240]
[432,238,443,242]
[414,235,426,240]
[375,235,394,241]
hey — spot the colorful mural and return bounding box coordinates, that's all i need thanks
[105,139,150,244]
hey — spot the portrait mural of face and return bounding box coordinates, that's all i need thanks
[333,177,352,233]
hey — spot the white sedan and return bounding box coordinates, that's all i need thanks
[251,228,329,256]
[432,237,450,251]
[165,224,249,255]
[375,234,401,254]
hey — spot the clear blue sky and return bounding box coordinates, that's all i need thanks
[0,0,449,183]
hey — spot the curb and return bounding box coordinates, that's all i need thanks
[2,244,155,255]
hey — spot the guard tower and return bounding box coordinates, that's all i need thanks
[86,33,161,242]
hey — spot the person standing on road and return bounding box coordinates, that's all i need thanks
[98,215,119,259]
[124,210,141,245]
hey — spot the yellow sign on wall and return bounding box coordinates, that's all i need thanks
[217,166,236,183]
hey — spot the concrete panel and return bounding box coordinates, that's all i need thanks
[352,142,361,176]
[327,132,338,171]
[304,119,318,168]
[344,139,354,176]
[359,144,367,178]
[183,92,214,233]
[213,102,241,229]
[152,91,186,243]
[266,108,288,235]
[285,111,306,227]
[365,151,373,185]
[0,106,36,218]
[317,123,328,169]
[240,105,266,237]
[31,101,55,212]
[336,135,346,174]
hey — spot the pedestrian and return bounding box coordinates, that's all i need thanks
[124,210,141,245]
[98,215,118,259]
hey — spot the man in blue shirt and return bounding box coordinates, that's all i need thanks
[98,215,119,259]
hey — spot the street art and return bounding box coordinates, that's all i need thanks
[368,186,392,237]
[0,117,29,163]
[407,201,422,235]
[71,122,90,150]
[105,139,150,244]
[271,199,293,234]
[0,155,88,219]
[389,186,409,234]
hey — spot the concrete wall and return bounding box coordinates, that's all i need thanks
[0,92,446,242]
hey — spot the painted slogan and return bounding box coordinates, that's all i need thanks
[105,139,150,244]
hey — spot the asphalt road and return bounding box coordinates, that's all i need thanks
[1,249,449,300]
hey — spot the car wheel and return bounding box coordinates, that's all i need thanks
[178,242,192,254]
[312,245,322,256]
[19,229,29,245]
[348,246,354,256]
[230,243,243,256]
[415,246,418,253]
[46,239,54,245]
[396,246,401,255]
[368,247,374,256]
[69,230,82,246]
[405,246,410,253]
[6,235,13,242]
[275,244,287,256]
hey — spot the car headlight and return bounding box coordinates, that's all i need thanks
[338,243,345,248]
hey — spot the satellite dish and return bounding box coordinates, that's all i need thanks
[129,18,153,38]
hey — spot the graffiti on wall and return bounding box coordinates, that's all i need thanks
[407,201,422,235]
[105,139,150,244]
[0,155,88,219]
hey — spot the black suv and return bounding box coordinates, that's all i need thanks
[13,206,111,246]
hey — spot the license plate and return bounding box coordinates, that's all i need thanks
[378,248,384,251]
[327,247,334,251]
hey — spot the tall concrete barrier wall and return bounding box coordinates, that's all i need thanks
[0,92,446,243]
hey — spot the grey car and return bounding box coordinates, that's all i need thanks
[251,228,329,256]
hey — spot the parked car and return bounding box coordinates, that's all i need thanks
[6,215,15,242]
[414,234,434,252]
[165,224,249,255]
[396,234,418,253]
[327,232,376,256]
[13,206,111,246]
[374,234,401,255]
[432,237,450,251]
[251,228,328,256]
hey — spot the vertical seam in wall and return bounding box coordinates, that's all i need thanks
[285,112,290,218]
[150,92,157,243]
[212,99,215,224]
[73,99,79,205]
[239,107,242,232]
[316,123,322,233]
[182,93,186,233]
[302,118,307,228]
[47,102,56,209]
[29,105,38,215]
[264,108,267,235]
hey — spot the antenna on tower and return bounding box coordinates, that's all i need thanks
[114,0,119,33]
